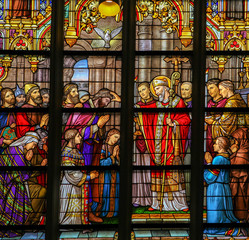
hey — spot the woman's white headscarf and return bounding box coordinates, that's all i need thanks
[10,131,40,148]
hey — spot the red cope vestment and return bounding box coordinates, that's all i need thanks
[136,95,190,195]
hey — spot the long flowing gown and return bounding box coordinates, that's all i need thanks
[0,146,32,237]
[204,153,241,236]
[64,101,102,206]
[132,135,151,206]
[60,147,89,225]
[230,128,249,221]
[137,96,190,211]
[94,147,119,218]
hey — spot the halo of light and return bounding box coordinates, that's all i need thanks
[98,0,120,17]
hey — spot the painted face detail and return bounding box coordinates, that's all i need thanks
[207,84,220,98]
[138,86,150,100]
[218,85,228,99]
[109,134,120,145]
[181,84,192,99]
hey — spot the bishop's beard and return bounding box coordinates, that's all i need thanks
[158,88,165,102]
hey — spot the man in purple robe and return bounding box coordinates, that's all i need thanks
[0,132,40,237]
[64,88,121,222]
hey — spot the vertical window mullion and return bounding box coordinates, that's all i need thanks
[46,0,64,239]
[190,1,206,240]
[118,0,136,239]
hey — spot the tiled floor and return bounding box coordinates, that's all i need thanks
[2,231,249,240]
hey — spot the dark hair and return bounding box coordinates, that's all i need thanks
[40,88,49,96]
[206,78,221,87]
[1,88,14,104]
[92,88,113,101]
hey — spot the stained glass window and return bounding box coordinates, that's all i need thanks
[1,0,249,240]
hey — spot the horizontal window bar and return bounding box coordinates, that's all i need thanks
[63,51,122,56]
[0,50,50,56]
[206,51,249,56]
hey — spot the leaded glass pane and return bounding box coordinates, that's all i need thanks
[63,55,121,109]
[64,1,123,51]
[206,0,247,51]
[135,0,194,51]
[0,1,51,51]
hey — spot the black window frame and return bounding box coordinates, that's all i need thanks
[3,1,249,240]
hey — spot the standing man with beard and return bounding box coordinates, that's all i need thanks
[1,88,16,108]
[0,88,17,150]
[64,88,121,222]
[62,83,81,126]
[62,83,80,108]
[16,83,49,138]
[14,85,25,107]
[180,82,192,203]
[15,84,48,224]
[205,80,247,139]
[205,79,227,157]
[40,88,50,108]
[137,76,190,212]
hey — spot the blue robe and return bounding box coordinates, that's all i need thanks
[93,148,119,217]
[204,153,240,236]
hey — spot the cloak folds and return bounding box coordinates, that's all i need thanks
[204,153,241,236]
[94,147,119,218]
[137,97,190,195]
[60,147,89,225]
[0,146,32,237]
[212,94,247,139]
[230,128,249,221]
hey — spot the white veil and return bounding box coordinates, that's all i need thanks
[10,131,40,147]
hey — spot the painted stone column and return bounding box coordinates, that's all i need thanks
[137,17,152,82]
[151,18,161,79]
[160,30,173,76]
[88,56,106,94]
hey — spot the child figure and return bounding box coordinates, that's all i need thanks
[204,136,245,236]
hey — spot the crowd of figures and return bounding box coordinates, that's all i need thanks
[0,76,248,237]
[0,83,121,237]
[0,84,49,237]
[133,77,249,237]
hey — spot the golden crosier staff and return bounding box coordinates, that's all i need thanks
[159,71,181,212]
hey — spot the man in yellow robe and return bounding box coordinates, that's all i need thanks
[205,80,248,139]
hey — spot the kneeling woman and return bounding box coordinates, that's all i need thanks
[94,128,120,218]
